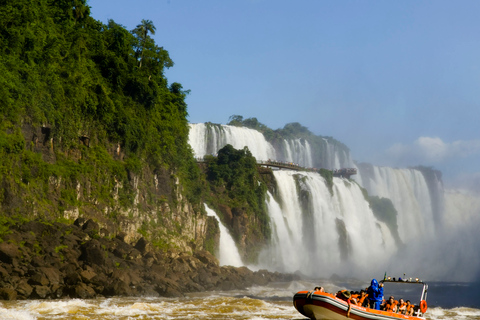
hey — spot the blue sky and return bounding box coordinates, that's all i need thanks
[89,0,480,189]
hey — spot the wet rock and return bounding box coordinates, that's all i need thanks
[75,283,96,299]
[0,288,17,300]
[134,237,152,254]
[40,267,62,286]
[79,240,106,266]
[28,273,49,286]
[16,279,33,298]
[80,269,97,283]
[82,219,100,238]
[0,242,20,264]
[32,285,50,299]
[104,279,132,296]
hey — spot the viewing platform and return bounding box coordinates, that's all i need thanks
[332,168,357,179]
[195,157,357,178]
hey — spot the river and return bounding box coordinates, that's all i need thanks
[2,279,479,319]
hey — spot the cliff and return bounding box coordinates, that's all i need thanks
[0,0,209,252]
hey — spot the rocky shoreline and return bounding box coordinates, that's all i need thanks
[0,218,298,300]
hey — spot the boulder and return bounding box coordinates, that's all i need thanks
[33,285,50,299]
[40,267,62,286]
[74,283,96,299]
[0,288,17,300]
[16,279,33,298]
[82,219,100,238]
[28,273,49,286]
[79,240,106,267]
[0,242,20,264]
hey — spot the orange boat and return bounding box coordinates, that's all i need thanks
[293,279,428,320]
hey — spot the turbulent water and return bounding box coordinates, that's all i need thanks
[2,280,479,319]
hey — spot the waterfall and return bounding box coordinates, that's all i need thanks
[189,123,276,161]
[189,122,480,281]
[204,204,244,267]
[281,139,313,167]
[189,123,355,169]
[258,171,395,278]
[356,166,436,242]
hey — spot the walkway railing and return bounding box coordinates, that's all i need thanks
[194,156,357,177]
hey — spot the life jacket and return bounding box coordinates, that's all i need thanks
[357,294,368,306]
[385,300,398,312]
[406,304,414,315]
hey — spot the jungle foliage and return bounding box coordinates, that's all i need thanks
[205,145,270,237]
[0,0,202,218]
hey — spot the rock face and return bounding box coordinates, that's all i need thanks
[0,219,298,300]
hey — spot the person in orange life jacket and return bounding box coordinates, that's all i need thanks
[356,290,368,307]
[367,279,384,310]
[384,296,398,312]
[405,300,415,316]
[397,298,407,314]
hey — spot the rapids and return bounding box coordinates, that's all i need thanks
[1,280,479,319]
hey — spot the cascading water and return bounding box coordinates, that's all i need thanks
[257,171,395,278]
[188,123,353,168]
[356,166,436,242]
[204,204,244,267]
[281,139,313,167]
[189,122,480,281]
[189,123,276,161]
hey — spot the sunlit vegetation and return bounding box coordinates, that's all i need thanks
[204,144,270,261]
[0,0,201,220]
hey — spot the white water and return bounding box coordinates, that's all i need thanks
[258,171,395,278]
[205,204,244,267]
[189,123,480,282]
[281,139,313,167]
[356,166,436,242]
[189,123,276,161]
[1,280,479,319]
[188,123,354,168]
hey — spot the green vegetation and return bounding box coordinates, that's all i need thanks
[206,145,268,225]
[0,1,202,222]
[204,144,270,262]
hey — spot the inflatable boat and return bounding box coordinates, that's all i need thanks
[293,279,428,320]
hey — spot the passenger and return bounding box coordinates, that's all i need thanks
[405,300,414,316]
[397,298,407,314]
[336,290,352,302]
[356,290,368,307]
[336,290,353,317]
[384,296,398,312]
[314,286,325,292]
[367,279,384,310]
[350,291,360,305]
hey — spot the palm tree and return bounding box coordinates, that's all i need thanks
[133,19,156,68]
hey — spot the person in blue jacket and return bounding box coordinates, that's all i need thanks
[367,279,384,310]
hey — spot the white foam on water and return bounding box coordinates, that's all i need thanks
[24,299,95,315]
[0,307,36,320]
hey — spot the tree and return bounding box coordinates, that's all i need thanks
[132,19,156,68]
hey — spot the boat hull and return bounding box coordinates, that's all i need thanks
[294,291,425,320]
